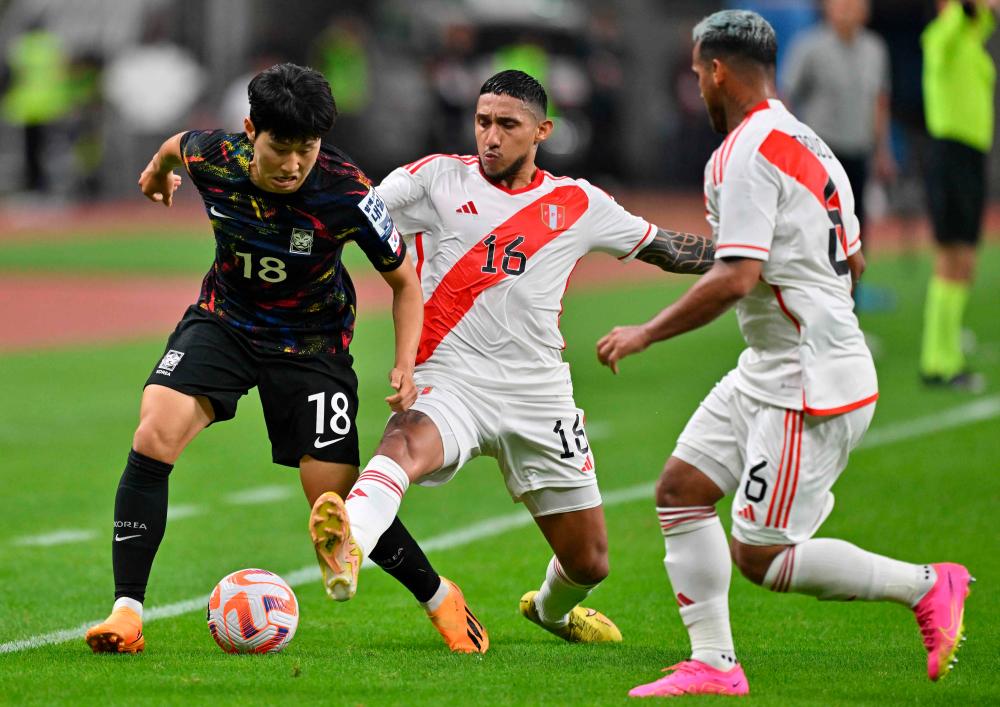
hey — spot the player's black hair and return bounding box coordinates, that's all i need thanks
[693,10,777,69]
[247,63,337,142]
[479,70,548,118]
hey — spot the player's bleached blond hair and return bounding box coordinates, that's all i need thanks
[692,10,777,67]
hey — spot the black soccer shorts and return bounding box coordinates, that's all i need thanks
[144,306,360,468]
[926,138,986,246]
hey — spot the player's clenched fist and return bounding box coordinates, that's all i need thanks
[596,325,651,375]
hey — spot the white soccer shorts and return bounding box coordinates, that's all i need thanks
[673,370,874,546]
[406,373,602,516]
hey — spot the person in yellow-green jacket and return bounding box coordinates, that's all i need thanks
[1,20,72,193]
[920,0,997,391]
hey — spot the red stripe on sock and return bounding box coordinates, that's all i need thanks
[358,470,405,498]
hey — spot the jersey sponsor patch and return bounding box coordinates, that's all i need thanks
[359,188,394,241]
[289,228,314,255]
[157,349,185,372]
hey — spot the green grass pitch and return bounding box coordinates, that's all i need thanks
[0,244,997,705]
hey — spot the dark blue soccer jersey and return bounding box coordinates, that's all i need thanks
[179,130,405,355]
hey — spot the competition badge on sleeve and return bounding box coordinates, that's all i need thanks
[358,188,394,240]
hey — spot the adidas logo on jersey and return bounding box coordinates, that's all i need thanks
[736,505,756,522]
[455,201,478,215]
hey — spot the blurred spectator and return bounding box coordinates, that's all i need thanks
[782,0,896,240]
[427,22,479,155]
[582,8,625,181]
[919,0,997,391]
[1,18,72,194]
[312,15,372,163]
[65,52,105,197]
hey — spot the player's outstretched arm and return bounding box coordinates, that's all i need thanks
[635,228,715,275]
[380,256,422,412]
[596,257,761,374]
[138,132,185,207]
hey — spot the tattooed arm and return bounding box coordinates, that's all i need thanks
[635,228,715,275]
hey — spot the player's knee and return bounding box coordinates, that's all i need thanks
[132,420,188,463]
[656,457,724,508]
[562,550,609,586]
[729,539,781,586]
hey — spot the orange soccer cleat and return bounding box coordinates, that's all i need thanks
[426,577,489,653]
[85,606,145,654]
[310,491,362,601]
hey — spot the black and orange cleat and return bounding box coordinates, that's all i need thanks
[427,577,489,653]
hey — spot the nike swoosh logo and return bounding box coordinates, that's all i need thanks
[114,534,142,542]
[314,436,345,448]
[210,205,233,219]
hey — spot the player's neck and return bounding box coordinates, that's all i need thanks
[492,164,539,191]
[725,84,776,132]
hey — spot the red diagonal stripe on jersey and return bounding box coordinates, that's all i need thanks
[416,185,589,365]
[758,130,828,207]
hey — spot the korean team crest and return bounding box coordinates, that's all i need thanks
[157,349,184,372]
[289,228,314,255]
[541,203,566,231]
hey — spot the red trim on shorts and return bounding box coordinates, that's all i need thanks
[771,411,803,530]
[618,222,655,261]
[779,413,805,529]
[416,185,589,365]
[765,410,793,527]
[803,392,879,416]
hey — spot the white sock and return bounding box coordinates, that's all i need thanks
[345,455,410,558]
[659,506,738,671]
[419,578,449,613]
[764,538,937,607]
[534,556,596,627]
[113,596,143,619]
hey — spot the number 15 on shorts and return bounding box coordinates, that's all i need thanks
[308,392,352,447]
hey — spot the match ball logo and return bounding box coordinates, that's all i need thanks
[289,228,314,255]
[157,349,185,372]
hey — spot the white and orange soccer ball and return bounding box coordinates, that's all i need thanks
[206,568,299,654]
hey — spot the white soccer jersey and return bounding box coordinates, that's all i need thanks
[704,99,877,415]
[377,155,655,394]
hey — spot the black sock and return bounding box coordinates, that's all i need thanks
[368,516,441,603]
[112,449,173,603]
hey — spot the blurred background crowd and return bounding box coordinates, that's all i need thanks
[0,0,994,216]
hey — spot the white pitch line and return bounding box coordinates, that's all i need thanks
[3,395,998,654]
[11,530,98,547]
[225,484,294,505]
[166,503,203,520]
[858,395,1000,450]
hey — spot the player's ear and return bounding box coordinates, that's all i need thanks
[711,58,726,86]
[244,117,256,142]
[534,117,554,145]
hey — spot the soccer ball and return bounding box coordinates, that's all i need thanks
[206,568,299,653]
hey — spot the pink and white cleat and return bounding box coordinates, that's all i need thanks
[628,660,749,698]
[913,562,973,681]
